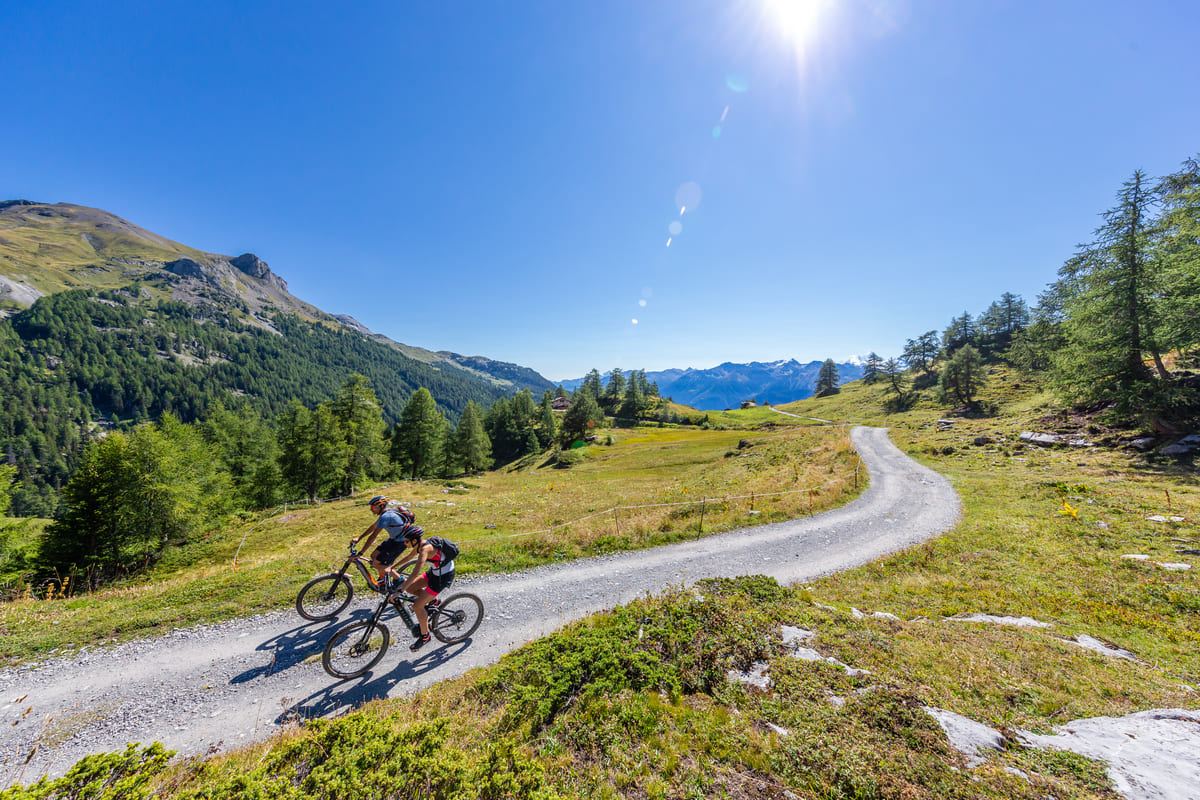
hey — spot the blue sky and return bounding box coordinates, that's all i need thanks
[4,1,1199,382]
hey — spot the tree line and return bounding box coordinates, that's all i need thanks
[857,154,1200,420]
[0,288,549,517]
[10,363,682,587]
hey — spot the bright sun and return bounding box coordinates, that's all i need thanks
[761,0,832,56]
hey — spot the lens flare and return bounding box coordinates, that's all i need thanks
[669,221,682,236]
[675,182,702,212]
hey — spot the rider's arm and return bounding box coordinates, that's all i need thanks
[400,544,429,592]
[353,522,381,550]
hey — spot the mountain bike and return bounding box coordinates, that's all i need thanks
[321,587,485,679]
[296,543,413,621]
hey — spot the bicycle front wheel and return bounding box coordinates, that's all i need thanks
[296,574,353,621]
[430,593,484,643]
[322,620,390,679]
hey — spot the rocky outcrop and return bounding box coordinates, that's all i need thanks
[231,253,288,292]
[165,257,219,285]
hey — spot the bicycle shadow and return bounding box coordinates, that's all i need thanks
[229,608,377,685]
[276,637,475,724]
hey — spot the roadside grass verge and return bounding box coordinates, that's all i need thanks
[0,422,861,662]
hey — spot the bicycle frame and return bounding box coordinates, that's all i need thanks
[334,550,384,592]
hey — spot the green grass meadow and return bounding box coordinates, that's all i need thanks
[3,372,1198,799]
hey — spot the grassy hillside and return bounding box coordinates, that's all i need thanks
[5,372,1198,799]
[0,414,858,662]
[0,201,205,300]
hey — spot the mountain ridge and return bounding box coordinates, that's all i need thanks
[560,359,865,410]
[0,200,550,394]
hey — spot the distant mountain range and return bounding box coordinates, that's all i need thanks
[560,359,865,410]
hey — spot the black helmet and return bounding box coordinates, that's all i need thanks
[368,495,388,514]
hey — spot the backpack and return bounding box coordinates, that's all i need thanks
[427,535,460,563]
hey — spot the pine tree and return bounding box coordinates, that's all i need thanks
[814,359,840,396]
[862,353,883,384]
[560,389,603,447]
[1052,170,1168,409]
[939,344,986,408]
[452,401,491,474]
[581,369,603,400]
[330,374,386,495]
[1155,155,1200,357]
[393,388,445,479]
[882,358,906,396]
[536,393,557,449]
[941,313,975,353]
[602,368,626,415]
[902,331,940,376]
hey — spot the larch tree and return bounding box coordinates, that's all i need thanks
[1051,170,1168,409]
[814,359,840,396]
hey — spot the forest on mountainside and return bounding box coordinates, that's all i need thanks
[0,287,544,516]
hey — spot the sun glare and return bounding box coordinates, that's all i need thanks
[761,0,832,58]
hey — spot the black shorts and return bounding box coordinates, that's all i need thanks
[424,569,455,596]
[374,538,407,566]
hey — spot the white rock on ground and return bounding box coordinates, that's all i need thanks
[727,661,772,690]
[947,613,1053,628]
[1068,634,1139,662]
[922,706,1005,767]
[780,626,815,649]
[1017,709,1200,800]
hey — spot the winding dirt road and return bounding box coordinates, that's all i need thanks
[0,426,960,785]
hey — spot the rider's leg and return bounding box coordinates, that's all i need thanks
[369,551,389,584]
[409,575,432,634]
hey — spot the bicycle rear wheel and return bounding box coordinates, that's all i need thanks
[296,574,353,621]
[430,593,484,643]
[322,620,390,679]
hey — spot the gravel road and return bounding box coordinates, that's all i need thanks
[0,426,960,786]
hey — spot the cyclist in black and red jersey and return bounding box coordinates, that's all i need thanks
[394,527,456,650]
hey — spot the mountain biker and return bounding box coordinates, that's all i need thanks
[351,495,421,590]
[393,527,456,651]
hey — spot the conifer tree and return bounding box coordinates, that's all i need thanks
[862,353,883,384]
[536,393,557,449]
[330,374,387,496]
[451,400,491,474]
[902,331,940,376]
[1051,170,1168,408]
[559,389,603,446]
[393,388,444,479]
[581,369,603,399]
[939,344,986,408]
[1155,155,1200,356]
[814,359,840,396]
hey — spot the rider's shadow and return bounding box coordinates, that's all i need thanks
[276,637,475,724]
[229,608,376,685]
